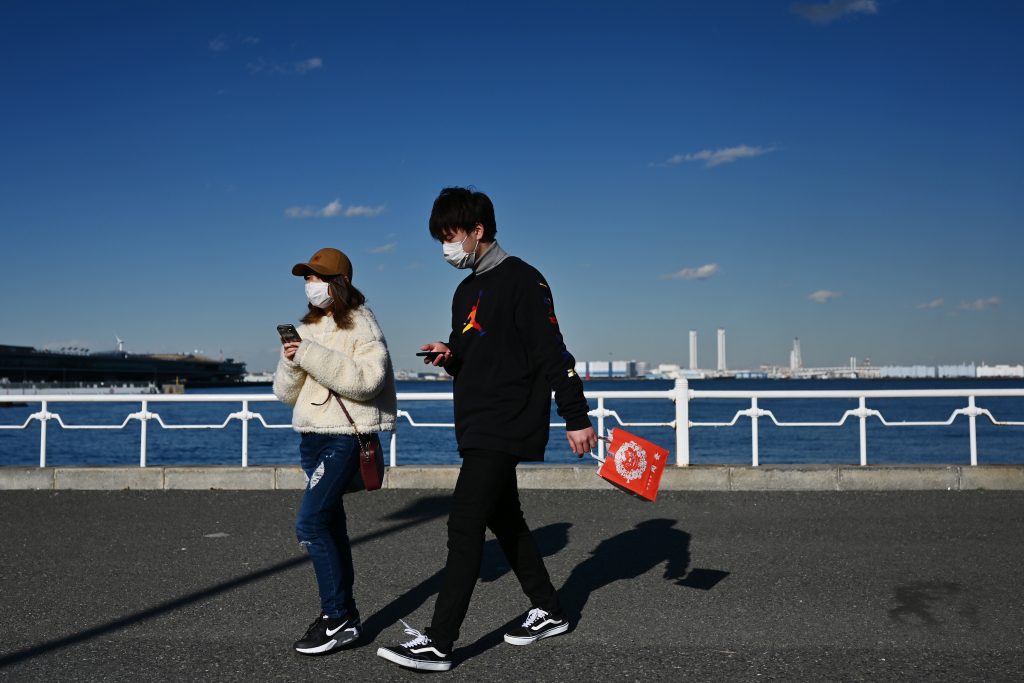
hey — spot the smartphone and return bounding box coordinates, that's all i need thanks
[416,351,442,359]
[277,324,302,344]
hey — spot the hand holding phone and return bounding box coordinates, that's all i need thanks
[418,343,451,367]
[277,324,301,344]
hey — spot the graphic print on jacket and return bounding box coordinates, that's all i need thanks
[461,291,486,336]
[539,282,559,326]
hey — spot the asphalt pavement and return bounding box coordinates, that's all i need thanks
[1,489,1022,681]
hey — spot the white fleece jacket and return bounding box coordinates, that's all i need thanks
[273,306,397,435]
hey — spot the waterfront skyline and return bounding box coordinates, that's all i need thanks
[1,1,1021,372]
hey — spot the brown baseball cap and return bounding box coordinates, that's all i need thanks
[291,248,353,281]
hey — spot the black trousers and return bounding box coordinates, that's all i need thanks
[426,449,561,646]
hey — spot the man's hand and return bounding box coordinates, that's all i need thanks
[566,426,598,457]
[420,342,452,367]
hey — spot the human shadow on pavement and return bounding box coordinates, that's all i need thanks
[361,522,572,647]
[0,493,450,669]
[454,519,727,663]
[557,518,728,622]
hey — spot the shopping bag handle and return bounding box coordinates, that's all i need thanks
[586,435,612,463]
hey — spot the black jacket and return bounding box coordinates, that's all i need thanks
[444,256,592,460]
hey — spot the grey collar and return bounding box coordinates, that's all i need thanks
[473,240,509,275]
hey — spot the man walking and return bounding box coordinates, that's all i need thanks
[377,187,598,671]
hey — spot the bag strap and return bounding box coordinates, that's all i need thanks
[330,391,367,453]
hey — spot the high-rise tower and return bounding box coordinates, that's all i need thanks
[789,337,802,371]
[689,330,697,370]
[717,328,726,372]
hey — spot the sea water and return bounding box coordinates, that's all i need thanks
[1,379,1022,467]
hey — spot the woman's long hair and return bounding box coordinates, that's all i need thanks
[300,274,366,329]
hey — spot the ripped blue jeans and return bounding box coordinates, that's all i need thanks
[296,433,361,620]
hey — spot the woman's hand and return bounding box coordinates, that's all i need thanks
[283,341,301,361]
[420,342,452,367]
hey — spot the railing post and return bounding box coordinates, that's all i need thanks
[241,399,249,467]
[39,399,48,468]
[968,395,978,466]
[597,397,606,460]
[674,378,689,466]
[390,432,397,468]
[750,397,759,467]
[859,396,868,466]
[139,399,148,468]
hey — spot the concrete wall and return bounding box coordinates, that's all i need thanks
[2,465,1024,491]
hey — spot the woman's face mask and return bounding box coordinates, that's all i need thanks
[442,232,479,269]
[304,280,333,309]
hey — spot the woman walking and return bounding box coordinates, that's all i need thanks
[273,247,397,655]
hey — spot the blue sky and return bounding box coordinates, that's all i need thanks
[1,0,1021,372]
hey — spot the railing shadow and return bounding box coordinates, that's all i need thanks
[0,493,450,669]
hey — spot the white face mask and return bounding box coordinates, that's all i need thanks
[442,234,478,269]
[304,281,333,309]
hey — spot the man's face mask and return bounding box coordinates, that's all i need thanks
[442,232,479,269]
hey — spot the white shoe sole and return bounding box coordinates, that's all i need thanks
[503,621,569,646]
[295,638,338,655]
[376,647,452,671]
[294,628,360,654]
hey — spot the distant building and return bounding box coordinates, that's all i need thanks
[689,330,697,370]
[789,338,802,371]
[655,363,681,378]
[938,363,975,378]
[976,364,1024,378]
[579,360,641,378]
[735,370,768,379]
[878,365,937,379]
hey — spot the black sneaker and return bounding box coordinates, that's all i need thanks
[376,620,452,671]
[503,608,569,646]
[293,613,361,655]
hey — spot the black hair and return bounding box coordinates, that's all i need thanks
[428,186,497,242]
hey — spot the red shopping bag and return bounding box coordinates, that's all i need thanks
[595,428,669,502]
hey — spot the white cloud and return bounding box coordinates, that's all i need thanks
[368,242,397,254]
[959,297,1000,311]
[294,57,323,74]
[248,56,323,76]
[285,199,385,219]
[284,206,314,218]
[808,289,842,303]
[344,205,386,217]
[661,145,776,168]
[661,263,720,280]
[209,34,260,52]
[209,35,228,52]
[917,298,944,309]
[791,0,878,24]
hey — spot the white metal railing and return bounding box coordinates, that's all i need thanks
[684,384,1024,467]
[0,380,1022,468]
